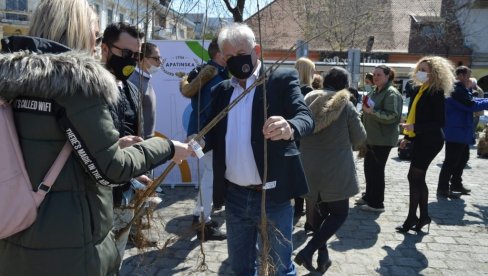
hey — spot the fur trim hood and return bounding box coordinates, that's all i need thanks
[304,89,351,133]
[0,50,119,105]
[179,65,217,98]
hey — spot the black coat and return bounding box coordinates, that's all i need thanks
[406,86,445,143]
[205,67,314,205]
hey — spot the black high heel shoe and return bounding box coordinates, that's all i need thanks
[294,249,316,272]
[317,248,332,273]
[414,216,432,233]
[395,217,418,233]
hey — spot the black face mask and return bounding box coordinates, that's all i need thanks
[226,54,254,80]
[107,53,136,81]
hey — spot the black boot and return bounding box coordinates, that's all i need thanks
[317,247,332,273]
[436,189,461,199]
[294,246,316,272]
[451,185,471,195]
[196,222,226,241]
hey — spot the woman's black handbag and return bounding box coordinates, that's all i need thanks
[398,140,413,160]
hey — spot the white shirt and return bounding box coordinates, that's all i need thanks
[224,61,262,186]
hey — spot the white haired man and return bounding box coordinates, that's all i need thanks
[203,23,314,275]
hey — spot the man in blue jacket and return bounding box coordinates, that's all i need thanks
[437,66,488,198]
[180,38,228,241]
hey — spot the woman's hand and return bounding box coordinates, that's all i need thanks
[362,104,374,114]
[399,139,409,149]
[400,123,414,132]
[171,140,192,164]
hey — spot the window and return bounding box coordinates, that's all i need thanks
[107,9,113,24]
[119,13,124,23]
[6,0,28,21]
[473,0,488,8]
[178,27,185,39]
[420,24,444,38]
[158,15,167,27]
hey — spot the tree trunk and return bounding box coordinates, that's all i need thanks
[222,0,245,22]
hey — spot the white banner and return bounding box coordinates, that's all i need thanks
[149,40,210,186]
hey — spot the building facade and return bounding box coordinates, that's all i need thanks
[456,0,488,89]
[246,0,487,87]
[0,0,195,41]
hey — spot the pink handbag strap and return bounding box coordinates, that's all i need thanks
[1,97,72,194]
[36,140,72,194]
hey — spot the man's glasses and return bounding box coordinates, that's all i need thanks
[110,44,141,60]
[147,56,162,62]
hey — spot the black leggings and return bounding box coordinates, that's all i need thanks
[406,136,443,220]
[306,199,349,251]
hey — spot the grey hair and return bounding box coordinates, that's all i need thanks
[218,23,256,52]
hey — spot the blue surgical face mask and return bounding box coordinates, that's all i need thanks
[416,71,429,83]
[148,64,160,74]
[364,84,374,93]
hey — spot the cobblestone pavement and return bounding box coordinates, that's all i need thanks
[121,145,488,276]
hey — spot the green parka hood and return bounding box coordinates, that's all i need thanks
[0,50,119,105]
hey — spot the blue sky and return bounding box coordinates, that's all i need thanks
[169,0,273,20]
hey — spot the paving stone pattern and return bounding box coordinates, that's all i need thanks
[121,146,488,275]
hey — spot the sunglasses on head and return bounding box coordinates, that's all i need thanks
[110,44,141,60]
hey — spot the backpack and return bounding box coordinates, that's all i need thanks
[0,97,72,239]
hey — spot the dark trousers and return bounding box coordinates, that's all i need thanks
[303,199,349,255]
[363,145,392,209]
[438,142,470,191]
[294,197,304,214]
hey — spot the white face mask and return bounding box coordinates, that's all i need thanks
[148,64,160,74]
[416,71,429,83]
[364,84,374,92]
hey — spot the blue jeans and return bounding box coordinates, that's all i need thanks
[225,183,296,276]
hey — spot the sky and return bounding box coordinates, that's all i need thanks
[169,0,273,20]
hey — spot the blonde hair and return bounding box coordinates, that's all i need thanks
[29,0,94,51]
[412,56,455,96]
[295,57,315,86]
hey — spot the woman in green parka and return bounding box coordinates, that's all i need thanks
[0,0,191,275]
[356,65,403,212]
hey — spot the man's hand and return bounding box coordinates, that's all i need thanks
[135,174,152,185]
[186,134,205,149]
[263,116,294,141]
[119,135,143,149]
[171,140,192,164]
